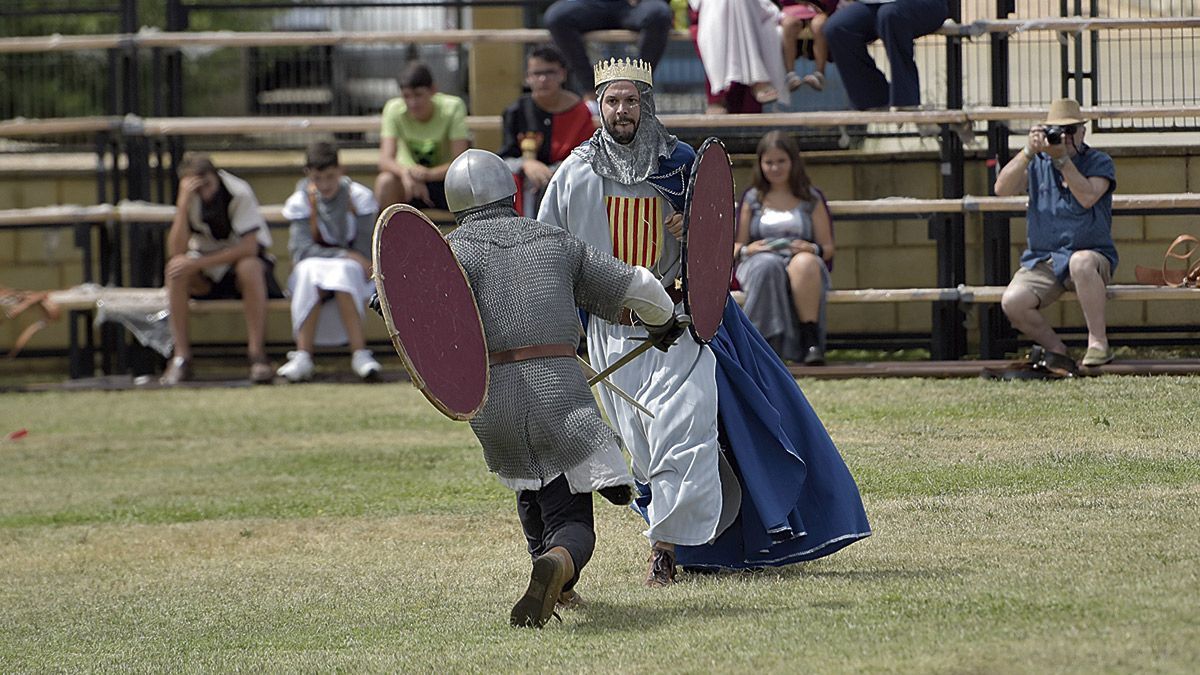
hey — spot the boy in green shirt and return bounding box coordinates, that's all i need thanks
[374,62,471,211]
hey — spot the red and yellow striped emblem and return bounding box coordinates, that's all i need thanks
[605,195,663,267]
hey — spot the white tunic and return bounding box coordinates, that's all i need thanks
[538,153,723,546]
[280,181,377,346]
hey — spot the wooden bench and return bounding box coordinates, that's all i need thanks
[820,284,1200,304]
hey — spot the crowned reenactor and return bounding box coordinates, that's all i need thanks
[539,58,872,582]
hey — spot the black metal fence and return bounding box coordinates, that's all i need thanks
[5,1,1199,129]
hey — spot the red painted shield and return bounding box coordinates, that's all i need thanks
[682,137,736,343]
[372,204,488,420]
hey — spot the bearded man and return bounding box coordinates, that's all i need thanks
[539,58,872,584]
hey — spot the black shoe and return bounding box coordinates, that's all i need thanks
[803,345,825,366]
[798,321,824,366]
[1036,350,1078,378]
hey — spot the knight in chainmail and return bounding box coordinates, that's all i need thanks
[441,149,678,628]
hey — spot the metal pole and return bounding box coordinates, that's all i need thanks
[981,0,1017,359]
[931,0,967,360]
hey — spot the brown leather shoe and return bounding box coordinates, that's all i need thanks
[645,546,677,588]
[510,546,574,628]
[556,588,585,611]
[249,358,274,385]
[159,356,192,386]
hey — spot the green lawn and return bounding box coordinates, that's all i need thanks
[1,377,1197,672]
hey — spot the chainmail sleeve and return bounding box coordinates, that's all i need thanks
[564,235,636,323]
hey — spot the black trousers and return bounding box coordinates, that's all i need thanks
[516,474,595,592]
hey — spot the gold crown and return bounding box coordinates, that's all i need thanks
[593,57,653,89]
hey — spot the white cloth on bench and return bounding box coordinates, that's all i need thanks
[286,257,373,347]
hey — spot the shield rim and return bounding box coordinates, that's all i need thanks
[681,136,736,343]
[371,203,489,421]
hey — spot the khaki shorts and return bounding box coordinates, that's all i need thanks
[1010,254,1112,308]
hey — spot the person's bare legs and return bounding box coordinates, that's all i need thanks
[811,13,829,75]
[333,291,368,352]
[787,252,824,322]
[781,15,801,73]
[1069,250,1110,352]
[233,256,269,362]
[1001,285,1067,355]
[374,171,408,210]
[294,297,324,354]
[165,258,210,361]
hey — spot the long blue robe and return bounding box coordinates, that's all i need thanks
[635,297,871,569]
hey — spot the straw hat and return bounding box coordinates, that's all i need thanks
[1045,99,1087,125]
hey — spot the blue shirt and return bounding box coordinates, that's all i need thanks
[1020,144,1117,281]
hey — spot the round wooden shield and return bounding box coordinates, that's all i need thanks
[372,204,488,420]
[682,137,736,343]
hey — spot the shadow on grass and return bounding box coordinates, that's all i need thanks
[568,599,757,633]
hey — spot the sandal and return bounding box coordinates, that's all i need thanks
[752,83,779,104]
[786,72,803,92]
[801,71,825,91]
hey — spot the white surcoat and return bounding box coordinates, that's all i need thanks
[538,153,723,546]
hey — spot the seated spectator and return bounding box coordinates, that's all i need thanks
[544,0,674,103]
[823,0,947,110]
[498,45,597,216]
[277,141,382,383]
[734,131,833,365]
[994,99,1117,372]
[374,62,471,211]
[161,153,284,385]
[779,0,840,91]
[687,5,762,114]
[690,0,790,108]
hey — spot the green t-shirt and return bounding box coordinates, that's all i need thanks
[379,92,470,169]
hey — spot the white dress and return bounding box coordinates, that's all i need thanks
[538,153,723,546]
[690,0,790,104]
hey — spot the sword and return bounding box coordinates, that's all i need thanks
[586,314,691,387]
[576,356,655,418]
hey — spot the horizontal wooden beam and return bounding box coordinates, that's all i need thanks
[6,104,1200,140]
[5,194,1199,228]
[44,282,1200,314]
[5,17,1200,54]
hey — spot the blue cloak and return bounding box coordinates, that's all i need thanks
[635,297,871,569]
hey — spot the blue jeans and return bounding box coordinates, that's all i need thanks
[544,0,674,93]
[824,0,948,110]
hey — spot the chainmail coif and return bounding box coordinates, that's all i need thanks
[574,80,677,186]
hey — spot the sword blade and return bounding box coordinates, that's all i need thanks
[586,338,657,387]
[576,356,655,418]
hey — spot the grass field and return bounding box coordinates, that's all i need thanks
[2,376,1198,672]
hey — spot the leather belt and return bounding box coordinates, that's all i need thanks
[617,286,684,326]
[489,343,578,365]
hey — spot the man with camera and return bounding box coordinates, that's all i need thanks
[994,99,1118,374]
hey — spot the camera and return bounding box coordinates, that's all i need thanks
[1044,124,1076,145]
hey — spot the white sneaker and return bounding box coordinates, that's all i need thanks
[277,350,314,382]
[351,349,382,381]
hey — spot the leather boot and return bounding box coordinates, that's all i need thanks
[510,546,574,628]
[799,322,825,366]
[645,546,678,588]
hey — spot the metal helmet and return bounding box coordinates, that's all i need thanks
[444,149,517,213]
